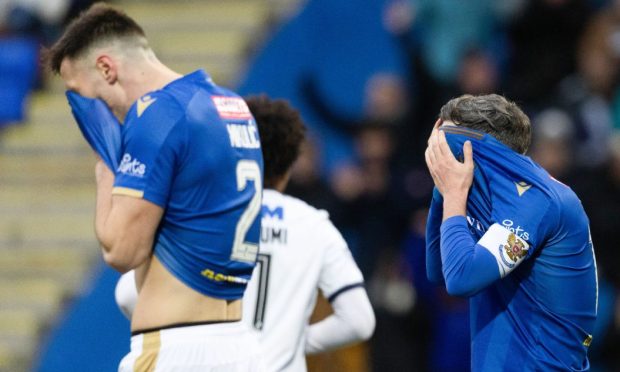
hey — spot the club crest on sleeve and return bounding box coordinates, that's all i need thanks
[504,233,527,262]
[479,223,530,277]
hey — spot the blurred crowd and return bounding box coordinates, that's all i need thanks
[0,0,94,127]
[241,0,620,370]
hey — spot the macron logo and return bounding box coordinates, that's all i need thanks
[118,153,146,177]
[515,181,532,196]
[137,95,157,117]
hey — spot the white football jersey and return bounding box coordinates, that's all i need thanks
[242,189,364,371]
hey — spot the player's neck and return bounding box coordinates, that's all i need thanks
[119,60,182,119]
[271,172,291,192]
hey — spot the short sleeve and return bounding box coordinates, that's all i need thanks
[113,94,184,207]
[317,219,365,302]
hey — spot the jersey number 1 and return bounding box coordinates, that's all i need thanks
[231,160,262,263]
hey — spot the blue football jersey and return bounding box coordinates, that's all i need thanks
[113,70,263,300]
[426,126,598,371]
[66,91,122,171]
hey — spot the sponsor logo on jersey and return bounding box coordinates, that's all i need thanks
[501,219,530,241]
[212,96,253,119]
[466,215,487,235]
[515,181,532,196]
[136,95,157,117]
[118,153,146,177]
[201,268,248,284]
[227,123,260,149]
[262,205,284,220]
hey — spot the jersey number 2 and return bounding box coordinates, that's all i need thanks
[231,160,262,263]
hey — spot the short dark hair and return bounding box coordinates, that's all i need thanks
[439,94,531,154]
[45,2,146,73]
[245,95,306,188]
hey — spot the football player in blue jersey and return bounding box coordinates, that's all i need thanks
[424,94,598,371]
[47,4,264,371]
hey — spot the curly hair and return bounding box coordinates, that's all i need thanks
[439,94,531,154]
[245,95,306,188]
[44,2,147,73]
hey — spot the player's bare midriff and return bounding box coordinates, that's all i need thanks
[130,255,241,332]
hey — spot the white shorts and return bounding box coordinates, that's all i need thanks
[118,321,263,372]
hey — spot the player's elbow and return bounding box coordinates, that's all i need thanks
[445,278,478,298]
[351,294,376,341]
[102,249,132,272]
[102,242,150,273]
[354,308,376,341]
[427,270,445,285]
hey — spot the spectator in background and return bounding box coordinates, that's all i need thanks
[402,208,470,371]
[286,139,343,219]
[0,36,37,127]
[1,0,71,45]
[328,122,406,278]
[457,49,499,96]
[239,0,407,175]
[529,109,576,182]
[385,0,507,169]
[549,3,619,169]
[506,0,593,109]
[368,245,420,372]
[0,0,59,127]
[294,70,415,279]
[0,0,94,128]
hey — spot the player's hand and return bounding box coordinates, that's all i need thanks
[425,126,473,213]
[424,118,442,187]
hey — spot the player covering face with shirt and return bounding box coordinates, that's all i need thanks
[425,94,597,371]
[48,3,264,371]
[117,95,376,372]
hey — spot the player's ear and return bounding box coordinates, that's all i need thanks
[95,55,118,85]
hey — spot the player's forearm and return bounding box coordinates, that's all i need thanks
[100,228,152,273]
[94,160,115,252]
[305,289,375,354]
[99,215,152,272]
[440,216,500,297]
[94,162,151,272]
[441,192,467,221]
